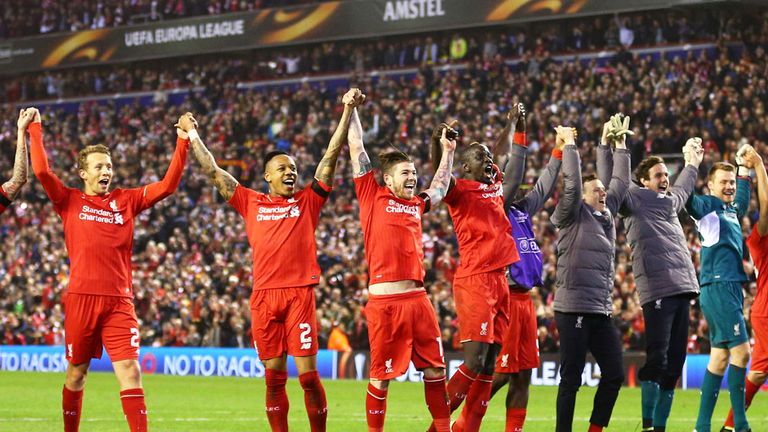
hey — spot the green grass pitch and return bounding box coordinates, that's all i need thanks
[1,371,766,431]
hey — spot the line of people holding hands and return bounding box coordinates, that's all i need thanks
[5,87,765,432]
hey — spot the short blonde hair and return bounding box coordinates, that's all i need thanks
[708,162,735,182]
[77,145,111,170]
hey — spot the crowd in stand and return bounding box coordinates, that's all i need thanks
[0,0,328,39]
[0,7,757,103]
[1,7,768,356]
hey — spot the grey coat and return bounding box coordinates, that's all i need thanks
[619,165,700,305]
[551,145,630,315]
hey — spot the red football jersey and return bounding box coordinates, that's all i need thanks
[29,122,189,298]
[442,176,519,279]
[354,171,428,284]
[51,188,159,297]
[228,179,330,292]
[747,228,768,317]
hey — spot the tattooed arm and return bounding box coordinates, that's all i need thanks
[422,128,457,206]
[315,89,356,184]
[2,109,32,200]
[348,106,373,178]
[180,113,239,201]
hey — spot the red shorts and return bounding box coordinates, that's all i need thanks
[366,290,445,380]
[454,270,509,345]
[64,293,140,365]
[250,287,318,360]
[496,291,539,374]
[751,314,768,373]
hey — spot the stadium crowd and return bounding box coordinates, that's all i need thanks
[0,7,753,103]
[1,6,767,356]
[0,0,331,39]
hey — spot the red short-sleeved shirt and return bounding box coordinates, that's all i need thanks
[747,228,768,317]
[354,171,428,284]
[228,179,330,290]
[442,176,519,278]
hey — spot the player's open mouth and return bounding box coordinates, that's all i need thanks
[283,178,295,187]
[599,198,606,205]
[484,164,493,175]
[659,185,667,192]
[404,181,416,192]
[724,190,734,196]
[99,179,109,186]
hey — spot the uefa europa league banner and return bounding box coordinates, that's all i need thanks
[0,0,712,75]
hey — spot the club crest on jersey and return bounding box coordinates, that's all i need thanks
[480,322,488,336]
[655,299,662,309]
[385,358,393,374]
[500,354,509,368]
[576,316,583,328]
[734,323,740,336]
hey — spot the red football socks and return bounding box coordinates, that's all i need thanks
[424,376,451,432]
[447,364,477,412]
[461,374,493,432]
[366,383,388,432]
[265,369,289,432]
[62,386,83,432]
[506,407,527,432]
[119,387,147,432]
[299,371,328,432]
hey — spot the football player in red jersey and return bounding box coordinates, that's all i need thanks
[29,107,190,432]
[345,90,456,432]
[428,106,524,432]
[182,89,360,432]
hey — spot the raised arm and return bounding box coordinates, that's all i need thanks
[2,109,31,200]
[669,137,704,212]
[518,149,563,215]
[422,128,457,207]
[597,119,614,189]
[430,120,457,193]
[606,148,630,216]
[315,89,357,184]
[348,96,372,178]
[746,148,768,236]
[501,103,527,205]
[142,117,191,207]
[551,127,581,228]
[605,116,631,215]
[182,113,239,201]
[27,108,68,202]
[493,104,524,168]
[735,146,753,219]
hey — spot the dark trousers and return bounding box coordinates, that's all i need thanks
[555,312,625,432]
[638,294,690,389]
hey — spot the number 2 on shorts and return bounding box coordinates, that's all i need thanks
[130,328,140,348]
[299,323,312,350]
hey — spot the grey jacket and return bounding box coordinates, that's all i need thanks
[619,165,700,305]
[551,145,630,315]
